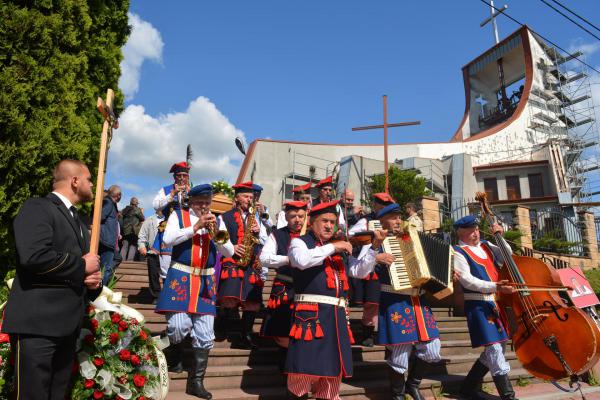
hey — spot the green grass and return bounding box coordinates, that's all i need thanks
[584,268,600,295]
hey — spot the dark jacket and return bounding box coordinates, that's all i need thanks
[121,205,144,236]
[100,197,119,249]
[2,193,101,337]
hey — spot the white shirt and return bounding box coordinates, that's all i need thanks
[152,186,172,211]
[407,214,424,232]
[348,217,368,236]
[163,208,234,258]
[453,239,511,294]
[288,237,377,279]
[259,232,290,269]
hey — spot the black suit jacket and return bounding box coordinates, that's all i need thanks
[2,193,101,337]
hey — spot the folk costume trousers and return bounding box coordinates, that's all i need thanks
[386,338,442,374]
[287,374,343,400]
[166,312,215,349]
[479,342,510,376]
[11,331,78,400]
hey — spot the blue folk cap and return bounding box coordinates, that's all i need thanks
[188,184,213,197]
[252,184,263,192]
[375,203,402,219]
[453,215,478,230]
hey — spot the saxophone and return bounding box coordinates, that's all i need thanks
[237,201,260,267]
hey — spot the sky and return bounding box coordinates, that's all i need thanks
[105,0,600,213]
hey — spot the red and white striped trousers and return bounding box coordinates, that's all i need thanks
[287,374,342,400]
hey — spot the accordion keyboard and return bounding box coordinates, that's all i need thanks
[368,220,412,291]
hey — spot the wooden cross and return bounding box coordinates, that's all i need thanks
[352,95,420,193]
[90,89,119,255]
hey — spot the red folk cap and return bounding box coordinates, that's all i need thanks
[292,182,312,193]
[232,181,254,193]
[169,161,191,174]
[315,176,333,188]
[283,201,308,211]
[309,199,339,216]
[373,192,395,205]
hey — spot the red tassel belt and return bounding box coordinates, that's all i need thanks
[267,285,291,309]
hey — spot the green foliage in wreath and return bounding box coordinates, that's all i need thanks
[211,180,234,199]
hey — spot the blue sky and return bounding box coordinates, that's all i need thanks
[107,1,600,212]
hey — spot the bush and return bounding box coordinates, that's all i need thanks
[584,269,600,295]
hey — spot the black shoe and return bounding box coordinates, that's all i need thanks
[459,359,489,399]
[406,358,429,400]
[235,311,258,350]
[361,324,375,347]
[167,341,184,373]
[492,373,517,400]
[186,348,213,399]
[389,365,406,400]
[287,390,308,400]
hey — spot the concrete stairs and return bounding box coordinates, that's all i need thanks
[114,261,549,399]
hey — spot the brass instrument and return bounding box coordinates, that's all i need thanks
[203,209,229,244]
[238,201,260,266]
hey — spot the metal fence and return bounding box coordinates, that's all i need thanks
[529,208,584,256]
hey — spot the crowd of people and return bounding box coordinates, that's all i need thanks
[2,158,519,400]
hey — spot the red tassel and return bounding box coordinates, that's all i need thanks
[283,293,289,303]
[294,324,303,340]
[238,269,244,278]
[365,274,371,281]
[249,274,256,284]
[347,326,355,344]
[289,323,297,338]
[315,321,324,338]
[304,324,313,341]
[326,277,335,289]
[231,269,237,278]
[276,297,281,306]
[372,272,378,280]
[221,269,228,280]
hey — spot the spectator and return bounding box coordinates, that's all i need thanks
[405,202,424,232]
[138,209,168,304]
[100,185,121,285]
[121,197,145,261]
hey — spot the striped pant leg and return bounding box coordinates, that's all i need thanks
[386,344,412,374]
[287,374,315,397]
[414,338,442,363]
[166,312,193,344]
[190,314,215,349]
[312,376,342,400]
[479,342,510,376]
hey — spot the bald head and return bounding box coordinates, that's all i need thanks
[51,159,94,205]
[341,189,355,208]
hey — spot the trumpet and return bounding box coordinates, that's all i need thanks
[203,209,230,244]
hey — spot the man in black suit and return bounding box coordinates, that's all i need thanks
[2,159,103,400]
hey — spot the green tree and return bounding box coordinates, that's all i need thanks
[367,166,431,208]
[0,1,130,282]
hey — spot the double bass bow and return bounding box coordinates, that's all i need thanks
[476,192,600,382]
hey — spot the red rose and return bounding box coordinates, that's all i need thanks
[86,305,95,315]
[109,333,120,344]
[139,330,148,341]
[93,390,104,399]
[119,349,131,361]
[118,320,128,331]
[133,374,146,387]
[130,354,141,366]
[111,313,121,324]
[93,357,104,367]
[90,319,99,331]
[84,334,94,345]
[84,379,94,389]
[130,318,139,325]
[138,397,146,400]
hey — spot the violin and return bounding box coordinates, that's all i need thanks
[476,192,600,381]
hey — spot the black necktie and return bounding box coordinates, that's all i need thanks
[70,206,83,237]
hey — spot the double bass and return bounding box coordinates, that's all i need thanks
[476,192,600,381]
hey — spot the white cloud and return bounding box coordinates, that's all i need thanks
[119,13,164,100]
[108,96,246,189]
[568,40,600,58]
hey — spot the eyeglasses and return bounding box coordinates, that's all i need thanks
[175,173,189,177]
[321,188,332,192]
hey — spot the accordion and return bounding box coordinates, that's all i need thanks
[369,220,454,299]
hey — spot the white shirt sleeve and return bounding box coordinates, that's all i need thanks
[348,218,367,236]
[347,244,378,279]
[216,240,234,258]
[259,234,289,268]
[152,187,172,211]
[217,215,226,231]
[163,212,194,247]
[258,217,269,245]
[276,210,287,229]
[289,238,335,270]
[454,251,497,294]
